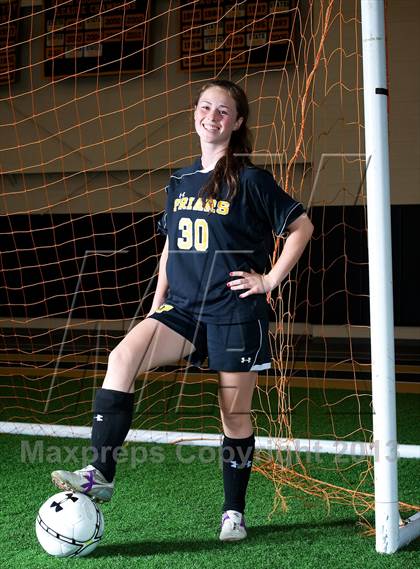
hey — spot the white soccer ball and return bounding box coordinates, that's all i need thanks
[35,491,104,557]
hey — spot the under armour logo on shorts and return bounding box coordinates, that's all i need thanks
[94,414,103,422]
[241,357,251,363]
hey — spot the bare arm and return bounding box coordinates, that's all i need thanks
[265,213,314,290]
[147,237,169,316]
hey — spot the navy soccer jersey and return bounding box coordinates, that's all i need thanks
[157,158,305,324]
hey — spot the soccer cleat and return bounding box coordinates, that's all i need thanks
[219,510,247,542]
[51,465,114,503]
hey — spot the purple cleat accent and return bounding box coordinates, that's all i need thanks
[81,470,96,493]
[219,510,247,541]
[221,512,246,528]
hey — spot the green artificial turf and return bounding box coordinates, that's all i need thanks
[1,433,419,569]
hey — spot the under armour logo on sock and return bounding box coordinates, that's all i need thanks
[230,460,252,469]
[94,414,103,422]
[241,357,251,363]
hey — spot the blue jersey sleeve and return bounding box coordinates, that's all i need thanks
[245,168,305,236]
[156,212,167,236]
[156,183,170,236]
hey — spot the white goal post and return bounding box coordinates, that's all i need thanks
[361,0,420,553]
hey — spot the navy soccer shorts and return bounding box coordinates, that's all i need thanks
[148,303,272,373]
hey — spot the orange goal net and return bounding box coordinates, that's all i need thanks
[0,0,418,535]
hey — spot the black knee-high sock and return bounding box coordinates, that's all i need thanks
[90,388,135,482]
[221,433,255,514]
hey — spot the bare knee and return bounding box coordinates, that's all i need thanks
[107,342,134,371]
[221,410,253,439]
[102,341,143,392]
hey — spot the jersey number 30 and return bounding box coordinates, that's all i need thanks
[177,217,208,251]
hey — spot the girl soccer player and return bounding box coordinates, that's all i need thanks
[51,80,314,542]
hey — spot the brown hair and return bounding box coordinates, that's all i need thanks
[194,80,253,202]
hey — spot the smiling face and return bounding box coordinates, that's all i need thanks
[194,86,244,149]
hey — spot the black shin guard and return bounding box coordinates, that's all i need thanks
[90,388,135,482]
[221,433,255,514]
